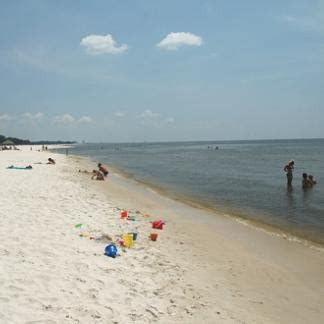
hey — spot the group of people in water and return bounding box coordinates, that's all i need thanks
[79,163,109,181]
[283,160,317,189]
[302,173,317,189]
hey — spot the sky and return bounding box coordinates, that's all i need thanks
[0,0,323,142]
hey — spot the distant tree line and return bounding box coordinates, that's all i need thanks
[0,134,76,145]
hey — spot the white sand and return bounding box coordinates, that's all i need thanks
[0,146,324,323]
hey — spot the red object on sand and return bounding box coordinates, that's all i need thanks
[150,233,158,241]
[152,220,164,230]
[120,211,128,219]
[118,240,125,247]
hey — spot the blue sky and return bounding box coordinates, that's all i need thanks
[0,0,323,142]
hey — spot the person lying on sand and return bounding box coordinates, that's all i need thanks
[7,165,32,169]
[47,158,55,164]
[97,163,109,176]
[91,170,104,181]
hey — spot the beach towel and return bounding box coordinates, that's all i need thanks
[7,165,32,170]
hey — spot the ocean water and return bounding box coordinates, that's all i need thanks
[57,139,324,244]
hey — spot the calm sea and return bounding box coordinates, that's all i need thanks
[56,139,324,244]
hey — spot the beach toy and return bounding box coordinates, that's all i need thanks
[129,232,138,241]
[105,244,117,258]
[150,233,158,241]
[127,214,136,221]
[120,211,128,219]
[152,220,164,230]
[118,239,125,247]
[75,223,83,228]
[122,234,134,248]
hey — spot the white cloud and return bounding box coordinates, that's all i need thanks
[55,113,75,125]
[0,114,11,122]
[140,110,175,128]
[141,109,159,118]
[281,15,320,31]
[241,72,284,84]
[22,112,44,120]
[54,114,93,126]
[281,2,324,34]
[80,34,128,55]
[114,110,126,118]
[165,117,175,124]
[78,116,92,123]
[157,32,203,50]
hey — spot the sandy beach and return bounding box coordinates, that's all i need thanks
[0,146,324,324]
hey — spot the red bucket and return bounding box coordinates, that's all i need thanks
[152,220,164,230]
[120,211,128,219]
[150,233,158,241]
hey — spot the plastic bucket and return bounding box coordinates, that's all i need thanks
[129,232,138,240]
[152,221,163,230]
[122,234,134,248]
[150,233,158,241]
[120,211,128,219]
[105,244,117,258]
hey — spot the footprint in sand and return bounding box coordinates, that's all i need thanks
[128,312,144,321]
[167,304,177,315]
[25,321,57,324]
[146,305,164,319]
[103,306,114,316]
[0,249,9,256]
[7,285,24,293]
[87,288,99,299]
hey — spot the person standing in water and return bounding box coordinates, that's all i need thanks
[284,160,294,187]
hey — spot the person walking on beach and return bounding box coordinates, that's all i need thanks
[284,160,294,187]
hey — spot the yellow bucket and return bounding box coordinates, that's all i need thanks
[122,234,134,248]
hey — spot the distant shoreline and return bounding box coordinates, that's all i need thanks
[68,137,324,145]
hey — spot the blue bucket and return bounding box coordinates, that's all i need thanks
[105,244,117,258]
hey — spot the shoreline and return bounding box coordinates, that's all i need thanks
[71,152,324,322]
[2,146,324,323]
[65,150,324,250]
